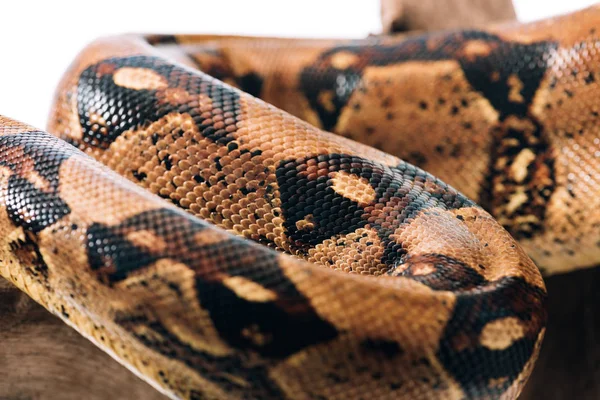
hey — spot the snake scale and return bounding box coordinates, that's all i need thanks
[2,4,600,400]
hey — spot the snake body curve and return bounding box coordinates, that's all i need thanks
[164,5,600,276]
[1,6,583,400]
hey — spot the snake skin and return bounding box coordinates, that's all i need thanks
[163,6,600,277]
[7,5,596,400]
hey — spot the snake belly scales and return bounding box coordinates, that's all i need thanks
[4,4,600,400]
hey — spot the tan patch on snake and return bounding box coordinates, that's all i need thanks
[307,228,386,274]
[480,317,526,350]
[507,74,525,103]
[89,111,107,127]
[240,324,272,347]
[329,51,359,69]
[157,87,193,106]
[24,170,52,193]
[295,214,314,231]
[334,60,498,201]
[0,148,51,192]
[113,67,168,90]
[505,190,528,215]
[408,262,437,276]
[460,40,493,61]
[317,90,336,113]
[126,230,168,252]
[222,276,278,302]
[489,377,510,392]
[87,112,109,142]
[194,229,230,246]
[510,148,536,183]
[329,171,376,205]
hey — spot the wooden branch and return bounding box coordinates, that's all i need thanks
[381,0,516,33]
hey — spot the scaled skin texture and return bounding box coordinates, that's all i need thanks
[158,6,600,276]
[0,15,550,400]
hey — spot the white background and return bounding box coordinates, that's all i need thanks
[0,0,597,129]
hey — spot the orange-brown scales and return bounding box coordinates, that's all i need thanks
[0,19,544,399]
[161,6,600,277]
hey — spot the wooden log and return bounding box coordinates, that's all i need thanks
[0,278,166,400]
[381,0,516,33]
[520,266,600,399]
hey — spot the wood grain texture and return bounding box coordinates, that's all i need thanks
[381,0,516,33]
[520,266,600,400]
[0,278,166,400]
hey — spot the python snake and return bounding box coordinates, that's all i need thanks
[4,4,600,400]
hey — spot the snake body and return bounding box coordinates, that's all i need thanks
[7,4,599,400]
[167,6,600,276]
